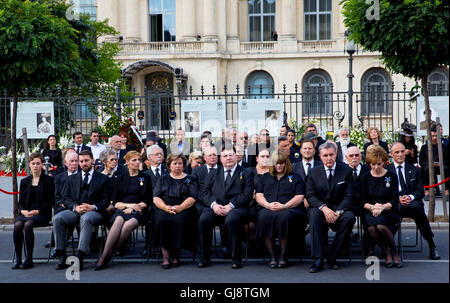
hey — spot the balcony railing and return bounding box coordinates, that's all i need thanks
[298,40,335,50]
[240,42,276,53]
[118,41,218,55]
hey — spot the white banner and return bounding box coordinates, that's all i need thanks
[238,98,284,136]
[417,96,449,136]
[12,102,55,139]
[181,99,227,138]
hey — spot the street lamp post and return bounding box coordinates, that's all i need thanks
[345,31,356,128]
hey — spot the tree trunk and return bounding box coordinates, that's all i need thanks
[422,76,435,221]
[11,92,18,219]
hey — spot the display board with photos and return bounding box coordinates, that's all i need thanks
[238,98,284,136]
[417,96,449,136]
[12,102,55,139]
[181,99,227,138]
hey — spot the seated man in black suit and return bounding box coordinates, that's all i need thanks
[345,145,371,254]
[53,150,110,270]
[388,141,440,260]
[306,142,356,273]
[198,146,253,269]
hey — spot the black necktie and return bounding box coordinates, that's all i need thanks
[76,146,81,154]
[327,169,333,188]
[225,169,232,189]
[306,162,312,176]
[353,167,358,182]
[155,167,160,177]
[83,172,90,185]
[398,165,407,194]
[208,167,216,175]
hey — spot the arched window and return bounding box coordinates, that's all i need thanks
[302,70,332,117]
[361,68,392,115]
[248,0,276,41]
[246,71,274,98]
[428,67,449,96]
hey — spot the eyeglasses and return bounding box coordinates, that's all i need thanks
[348,154,360,158]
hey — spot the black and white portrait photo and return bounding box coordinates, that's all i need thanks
[184,111,200,132]
[36,113,52,133]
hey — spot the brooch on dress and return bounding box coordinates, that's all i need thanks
[384,176,391,188]
[186,177,191,185]
[288,175,293,183]
[139,177,144,186]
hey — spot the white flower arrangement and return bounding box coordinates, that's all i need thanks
[58,135,73,150]
[350,125,366,150]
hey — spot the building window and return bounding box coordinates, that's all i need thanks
[246,71,274,98]
[304,0,331,41]
[428,67,449,96]
[361,68,392,115]
[302,69,333,117]
[149,0,176,42]
[76,0,97,21]
[248,0,276,42]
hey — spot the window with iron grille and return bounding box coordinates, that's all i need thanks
[361,68,392,115]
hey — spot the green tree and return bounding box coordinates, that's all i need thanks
[342,0,449,221]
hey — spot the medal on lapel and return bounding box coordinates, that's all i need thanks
[240,172,243,180]
[384,176,391,188]
[288,175,293,183]
[139,177,144,186]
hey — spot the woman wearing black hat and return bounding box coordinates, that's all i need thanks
[399,128,418,165]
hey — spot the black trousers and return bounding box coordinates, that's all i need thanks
[398,200,435,247]
[198,207,248,262]
[308,208,356,259]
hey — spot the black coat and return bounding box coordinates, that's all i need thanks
[63,170,110,212]
[200,165,253,208]
[143,165,168,190]
[292,160,323,184]
[306,161,355,211]
[336,141,356,163]
[351,163,371,213]
[386,162,424,201]
[363,140,389,159]
[54,171,76,214]
[18,173,55,218]
[73,144,91,154]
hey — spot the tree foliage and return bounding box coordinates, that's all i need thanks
[341,0,449,79]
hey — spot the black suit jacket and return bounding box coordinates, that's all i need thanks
[18,173,55,218]
[386,162,424,201]
[143,165,168,190]
[112,171,153,209]
[336,141,356,163]
[306,161,354,211]
[292,160,323,184]
[63,170,110,212]
[200,165,253,209]
[54,171,76,214]
[351,164,370,213]
[363,140,389,159]
[74,144,91,154]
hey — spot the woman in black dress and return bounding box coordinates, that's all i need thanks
[361,145,402,268]
[363,127,389,159]
[286,130,300,159]
[247,148,271,254]
[399,128,418,164]
[153,153,198,269]
[255,150,307,268]
[95,151,152,270]
[12,152,54,269]
[42,135,63,176]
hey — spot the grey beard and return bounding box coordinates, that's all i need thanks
[340,138,350,146]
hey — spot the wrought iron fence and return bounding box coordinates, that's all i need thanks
[1,83,448,151]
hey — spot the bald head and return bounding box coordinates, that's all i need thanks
[110,135,122,151]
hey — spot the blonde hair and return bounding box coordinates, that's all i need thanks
[365,144,388,165]
[123,150,141,163]
[189,151,204,164]
[269,150,293,176]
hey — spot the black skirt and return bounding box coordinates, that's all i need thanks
[152,206,197,251]
[110,209,146,226]
[256,207,306,239]
[363,209,400,231]
[15,214,51,227]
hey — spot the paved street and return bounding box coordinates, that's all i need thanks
[0,228,447,283]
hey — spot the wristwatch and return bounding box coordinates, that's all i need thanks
[336,210,344,215]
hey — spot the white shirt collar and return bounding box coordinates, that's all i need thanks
[206,164,218,170]
[324,163,337,173]
[151,164,162,173]
[224,164,238,175]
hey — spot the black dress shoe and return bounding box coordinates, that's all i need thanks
[55,255,68,270]
[277,259,288,268]
[161,263,172,269]
[232,262,242,269]
[21,260,34,269]
[394,262,403,268]
[309,259,324,273]
[12,260,22,270]
[49,248,57,259]
[430,247,441,260]
[385,261,394,268]
[141,249,149,257]
[197,259,211,268]
[94,263,107,271]
[327,258,340,269]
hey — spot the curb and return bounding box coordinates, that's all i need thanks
[0,222,448,232]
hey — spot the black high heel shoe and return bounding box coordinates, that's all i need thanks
[269,259,277,269]
[12,260,22,270]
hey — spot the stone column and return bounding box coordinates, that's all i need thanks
[124,0,141,43]
[280,0,296,40]
[226,0,239,52]
[203,0,217,40]
[182,0,197,40]
[97,0,118,42]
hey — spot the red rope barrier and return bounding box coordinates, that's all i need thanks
[424,177,450,189]
[0,188,20,195]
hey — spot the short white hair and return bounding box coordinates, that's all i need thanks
[147,144,163,157]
